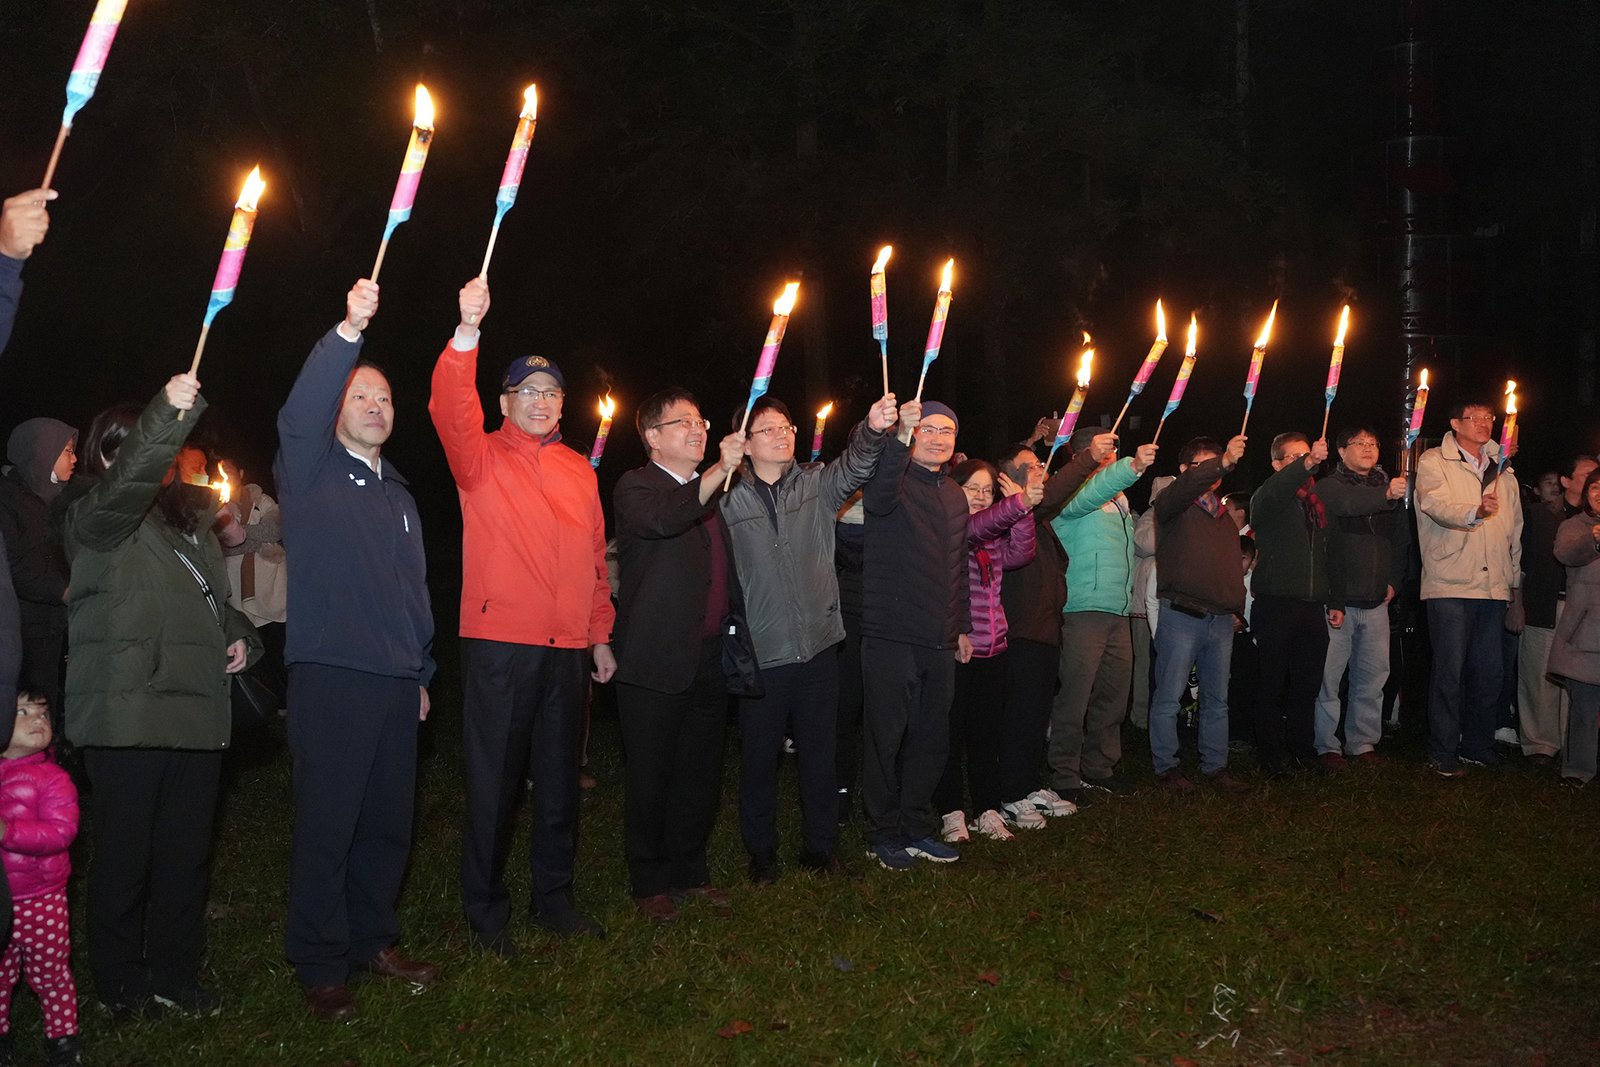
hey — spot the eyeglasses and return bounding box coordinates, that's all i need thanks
[962,483,995,498]
[916,425,956,439]
[1455,414,1495,424]
[507,386,564,401]
[750,424,797,439]
[653,417,711,432]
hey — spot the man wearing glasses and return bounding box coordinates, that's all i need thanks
[1414,400,1523,776]
[430,277,617,956]
[719,393,897,885]
[612,389,752,922]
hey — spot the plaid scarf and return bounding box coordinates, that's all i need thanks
[1294,478,1328,535]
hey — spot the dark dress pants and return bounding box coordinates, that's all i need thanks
[933,651,1007,816]
[1252,596,1329,768]
[460,640,587,942]
[83,746,222,1004]
[285,663,419,988]
[617,638,728,897]
[737,647,840,861]
[860,637,954,847]
[999,638,1057,804]
[834,616,865,817]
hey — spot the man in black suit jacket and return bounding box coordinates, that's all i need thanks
[612,388,756,923]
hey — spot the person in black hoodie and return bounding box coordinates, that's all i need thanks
[0,418,76,718]
[859,400,969,870]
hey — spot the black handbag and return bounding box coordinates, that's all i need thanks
[174,546,277,735]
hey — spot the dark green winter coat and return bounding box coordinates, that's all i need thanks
[59,390,262,750]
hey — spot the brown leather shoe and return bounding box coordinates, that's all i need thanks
[633,893,679,924]
[304,984,357,1022]
[670,884,733,914]
[1205,768,1250,795]
[361,947,439,988]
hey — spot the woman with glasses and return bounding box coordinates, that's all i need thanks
[933,457,1041,843]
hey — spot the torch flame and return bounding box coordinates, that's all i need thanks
[1334,304,1350,347]
[817,402,834,419]
[773,281,800,316]
[872,246,893,273]
[1186,312,1198,356]
[598,393,615,419]
[1076,349,1094,388]
[413,84,435,130]
[1505,380,1517,416]
[1155,299,1167,342]
[521,84,538,120]
[1253,300,1278,349]
[237,166,266,211]
[939,258,954,292]
[1504,379,1517,397]
[216,462,232,505]
[1419,368,1429,389]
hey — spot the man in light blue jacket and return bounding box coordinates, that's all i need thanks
[1045,428,1157,802]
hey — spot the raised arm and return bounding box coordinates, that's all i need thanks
[1155,457,1224,524]
[993,501,1037,569]
[64,378,204,555]
[0,189,54,358]
[1415,449,1491,531]
[1555,513,1600,567]
[1060,457,1141,521]
[969,490,1032,544]
[614,470,721,541]
[427,277,493,491]
[818,395,897,513]
[1036,447,1101,524]
[1316,471,1404,518]
[864,434,912,517]
[276,281,375,495]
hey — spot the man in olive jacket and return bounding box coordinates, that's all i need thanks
[719,393,895,883]
[61,375,261,1014]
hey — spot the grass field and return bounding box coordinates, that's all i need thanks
[14,703,1600,1066]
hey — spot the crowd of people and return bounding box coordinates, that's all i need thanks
[1,184,1598,1057]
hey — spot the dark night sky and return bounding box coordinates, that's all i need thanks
[2,0,1596,555]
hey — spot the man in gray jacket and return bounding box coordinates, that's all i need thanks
[720,393,896,882]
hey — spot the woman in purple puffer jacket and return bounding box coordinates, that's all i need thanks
[933,459,1040,844]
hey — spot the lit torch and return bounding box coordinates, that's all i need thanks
[589,393,615,470]
[1241,300,1277,437]
[1498,380,1517,472]
[481,84,538,280]
[811,402,833,462]
[1110,298,1167,437]
[1152,313,1199,446]
[1046,337,1094,470]
[914,258,955,402]
[182,166,266,418]
[1321,304,1350,440]
[372,84,435,283]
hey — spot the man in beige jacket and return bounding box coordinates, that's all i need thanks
[1414,399,1523,776]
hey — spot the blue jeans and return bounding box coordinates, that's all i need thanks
[1150,601,1234,776]
[1315,603,1391,755]
[1424,597,1506,770]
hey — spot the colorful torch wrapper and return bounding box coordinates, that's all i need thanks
[494,113,537,226]
[1499,383,1517,461]
[384,125,433,242]
[870,247,891,348]
[1130,336,1168,395]
[1051,386,1088,454]
[1162,351,1197,423]
[811,404,832,462]
[1243,346,1265,408]
[204,172,264,327]
[62,0,128,127]
[921,264,953,375]
[1405,374,1429,450]
[745,284,800,411]
[1325,345,1345,405]
[589,398,614,469]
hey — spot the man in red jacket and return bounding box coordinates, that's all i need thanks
[430,278,616,956]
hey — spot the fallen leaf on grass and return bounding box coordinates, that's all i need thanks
[1027,910,1043,922]
[1055,969,1075,984]
[977,970,1000,986]
[1190,908,1225,924]
[1172,1057,1199,1067]
[768,1021,790,1032]
[716,1020,753,1039]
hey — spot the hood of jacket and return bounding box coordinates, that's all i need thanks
[5,418,76,503]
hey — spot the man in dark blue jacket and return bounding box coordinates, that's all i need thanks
[275,279,437,1021]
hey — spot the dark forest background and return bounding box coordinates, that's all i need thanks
[2,0,1597,556]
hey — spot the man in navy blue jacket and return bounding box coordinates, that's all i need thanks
[275,279,438,1021]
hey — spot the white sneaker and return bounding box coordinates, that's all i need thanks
[970,809,1015,841]
[1026,788,1078,817]
[1001,800,1048,830]
[1493,726,1519,746]
[940,810,970,843]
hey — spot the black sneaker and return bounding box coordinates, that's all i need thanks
[152,985,221,1017]
[530,907,606,940]
[1083,773,1136,796]
[747,853,781,886]
[45,1034,83,1067]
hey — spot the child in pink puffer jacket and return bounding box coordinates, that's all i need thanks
[0,692,80,1066]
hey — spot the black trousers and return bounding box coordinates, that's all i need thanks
[460,640,587,941]
[285,663,419,987]
[860,637,954,847]
[999,638,1057,804]
[617,638,728,897]
[834,617,865,813]
[1252,596,1329,766]
[83,746,222,1003]
[933,651,1008,816]
[738,648,839,861]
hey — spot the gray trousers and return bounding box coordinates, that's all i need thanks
[1049,611,1132,790]
[1129,616,1153,729]
[1517,612,1568,757]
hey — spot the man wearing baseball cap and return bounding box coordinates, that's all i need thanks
[430,276,616,956]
